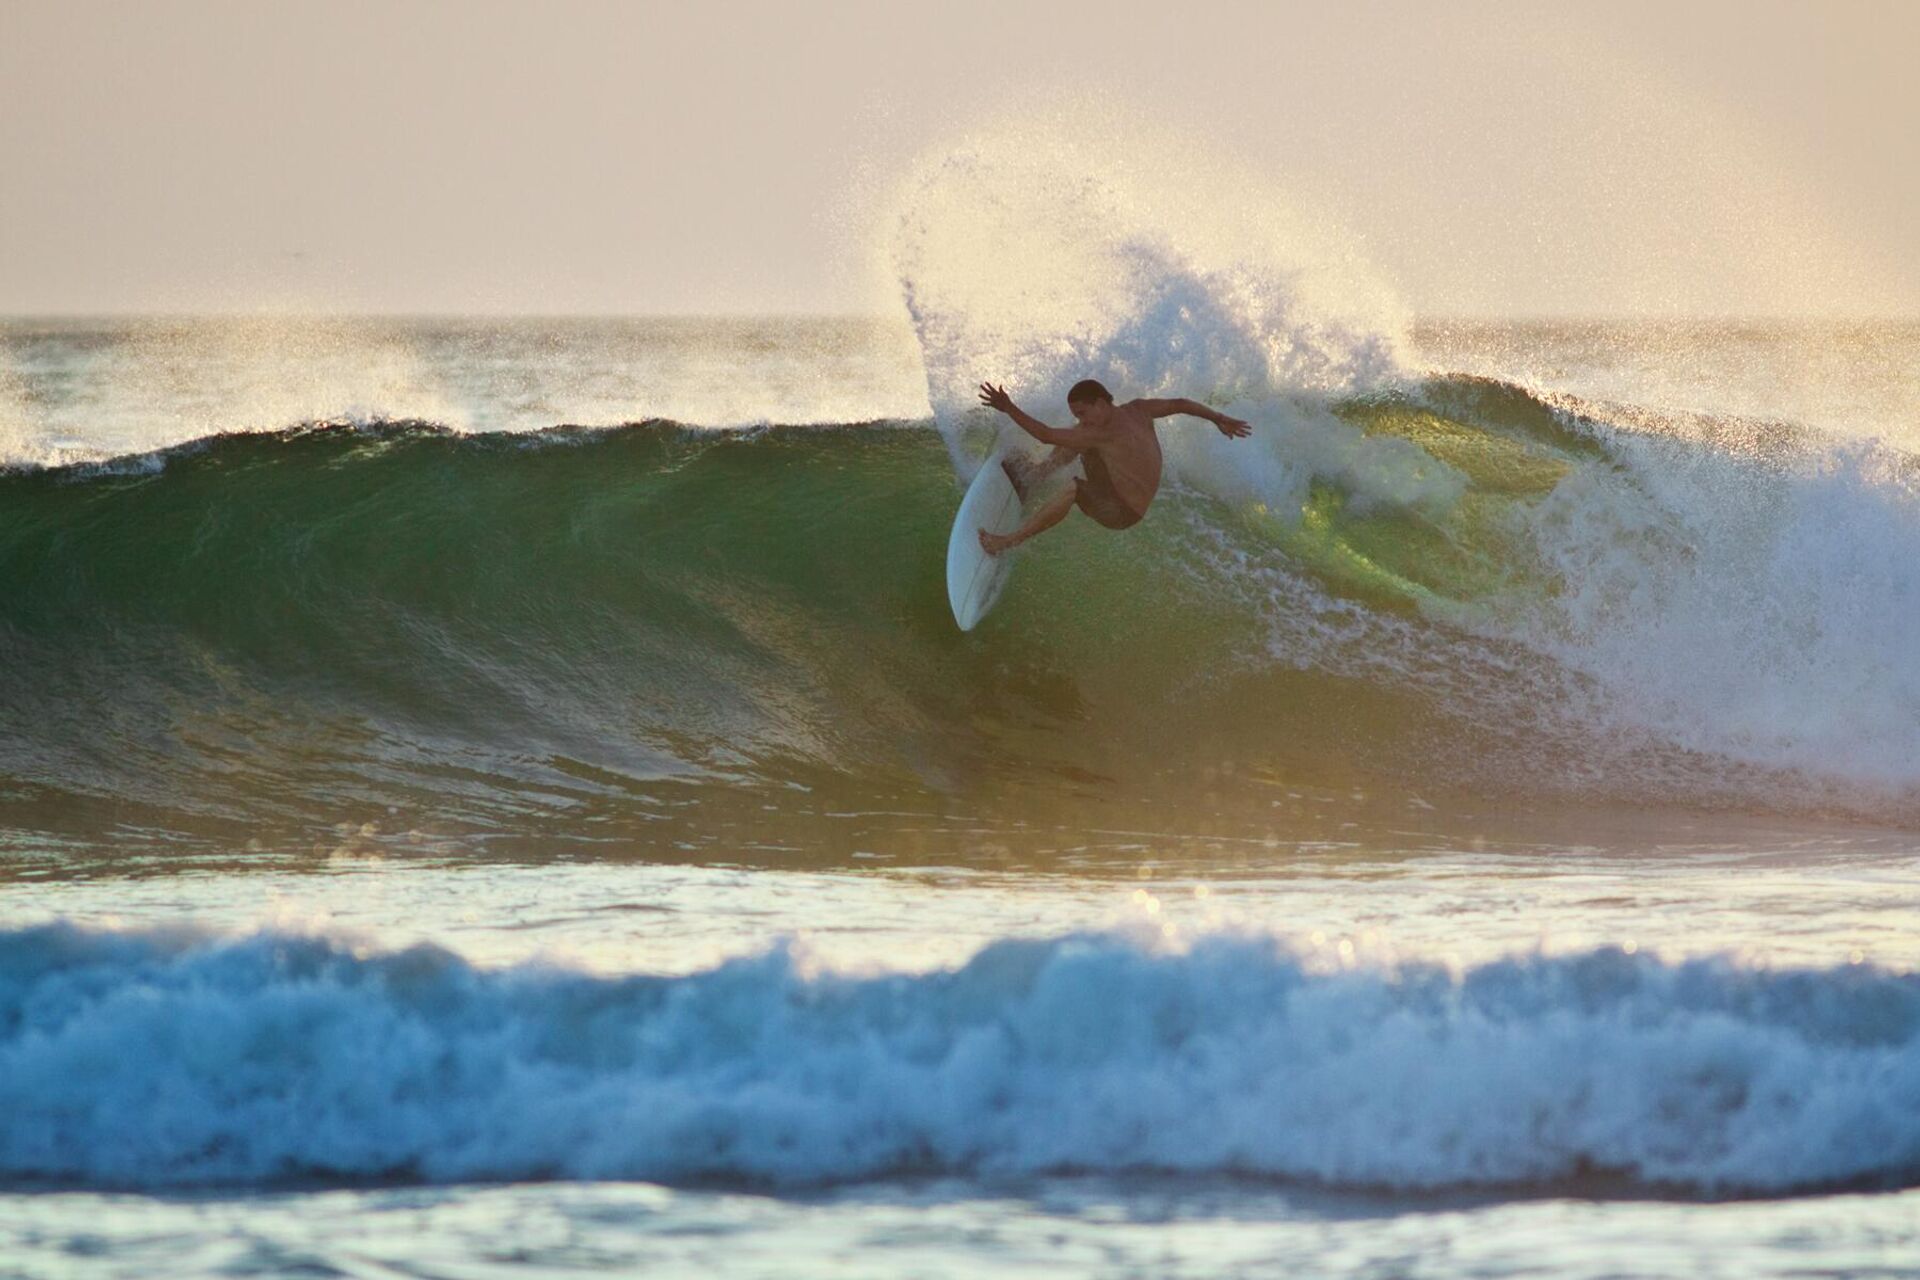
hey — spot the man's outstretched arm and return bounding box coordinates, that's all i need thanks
[978,382,1105,449]
[1133,397,1253,438]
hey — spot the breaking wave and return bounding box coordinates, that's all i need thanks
[3,923,1915,1194]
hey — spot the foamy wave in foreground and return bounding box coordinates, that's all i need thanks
[4,925,1915,1193]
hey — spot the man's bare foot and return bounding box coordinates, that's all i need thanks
[979,528,1017,556]
[1000,455,1032,502]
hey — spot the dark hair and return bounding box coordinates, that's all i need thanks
[1067,378,1113,405]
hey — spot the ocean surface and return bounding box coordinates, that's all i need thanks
[2,298,1918,1277]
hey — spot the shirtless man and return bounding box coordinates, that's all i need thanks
[976,378,1251,555]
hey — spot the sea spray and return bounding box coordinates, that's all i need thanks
[887,112,1408,483]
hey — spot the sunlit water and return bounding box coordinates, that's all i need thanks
[3,315,1918,1277]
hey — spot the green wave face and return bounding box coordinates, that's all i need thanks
[1159,377,1589,628]
[0,382,1886,856]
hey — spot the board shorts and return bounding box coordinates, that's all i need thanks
[1073,450,1144,530]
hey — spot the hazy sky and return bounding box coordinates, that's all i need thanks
[2,0,1914,317]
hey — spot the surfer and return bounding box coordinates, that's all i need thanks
[976,379,1251,554]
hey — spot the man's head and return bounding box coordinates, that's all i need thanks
[1067,378,1114,426]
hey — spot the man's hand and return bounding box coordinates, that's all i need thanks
[1215,414,1252,438]
[978,382,1015,414]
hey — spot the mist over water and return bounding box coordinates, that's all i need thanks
[1421,319,1920,447]
[0,315,930,463]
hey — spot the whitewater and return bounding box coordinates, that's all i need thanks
[4,128,1920,1278]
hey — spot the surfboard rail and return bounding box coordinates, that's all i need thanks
[945,446,1026,630]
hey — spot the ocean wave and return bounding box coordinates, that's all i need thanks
[2,923,1915,1193]
[2,380,1917,838]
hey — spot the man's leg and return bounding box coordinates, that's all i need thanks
[980,483,1076,556]
[1034,443,1078,475]
[1002,444,1079,501]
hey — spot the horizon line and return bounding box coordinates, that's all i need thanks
[3,310,1918,326]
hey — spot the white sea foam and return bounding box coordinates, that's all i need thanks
[3,924,1916,1192]
[1500,408,1920,790]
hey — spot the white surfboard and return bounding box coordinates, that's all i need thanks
[946,446,1026,631]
